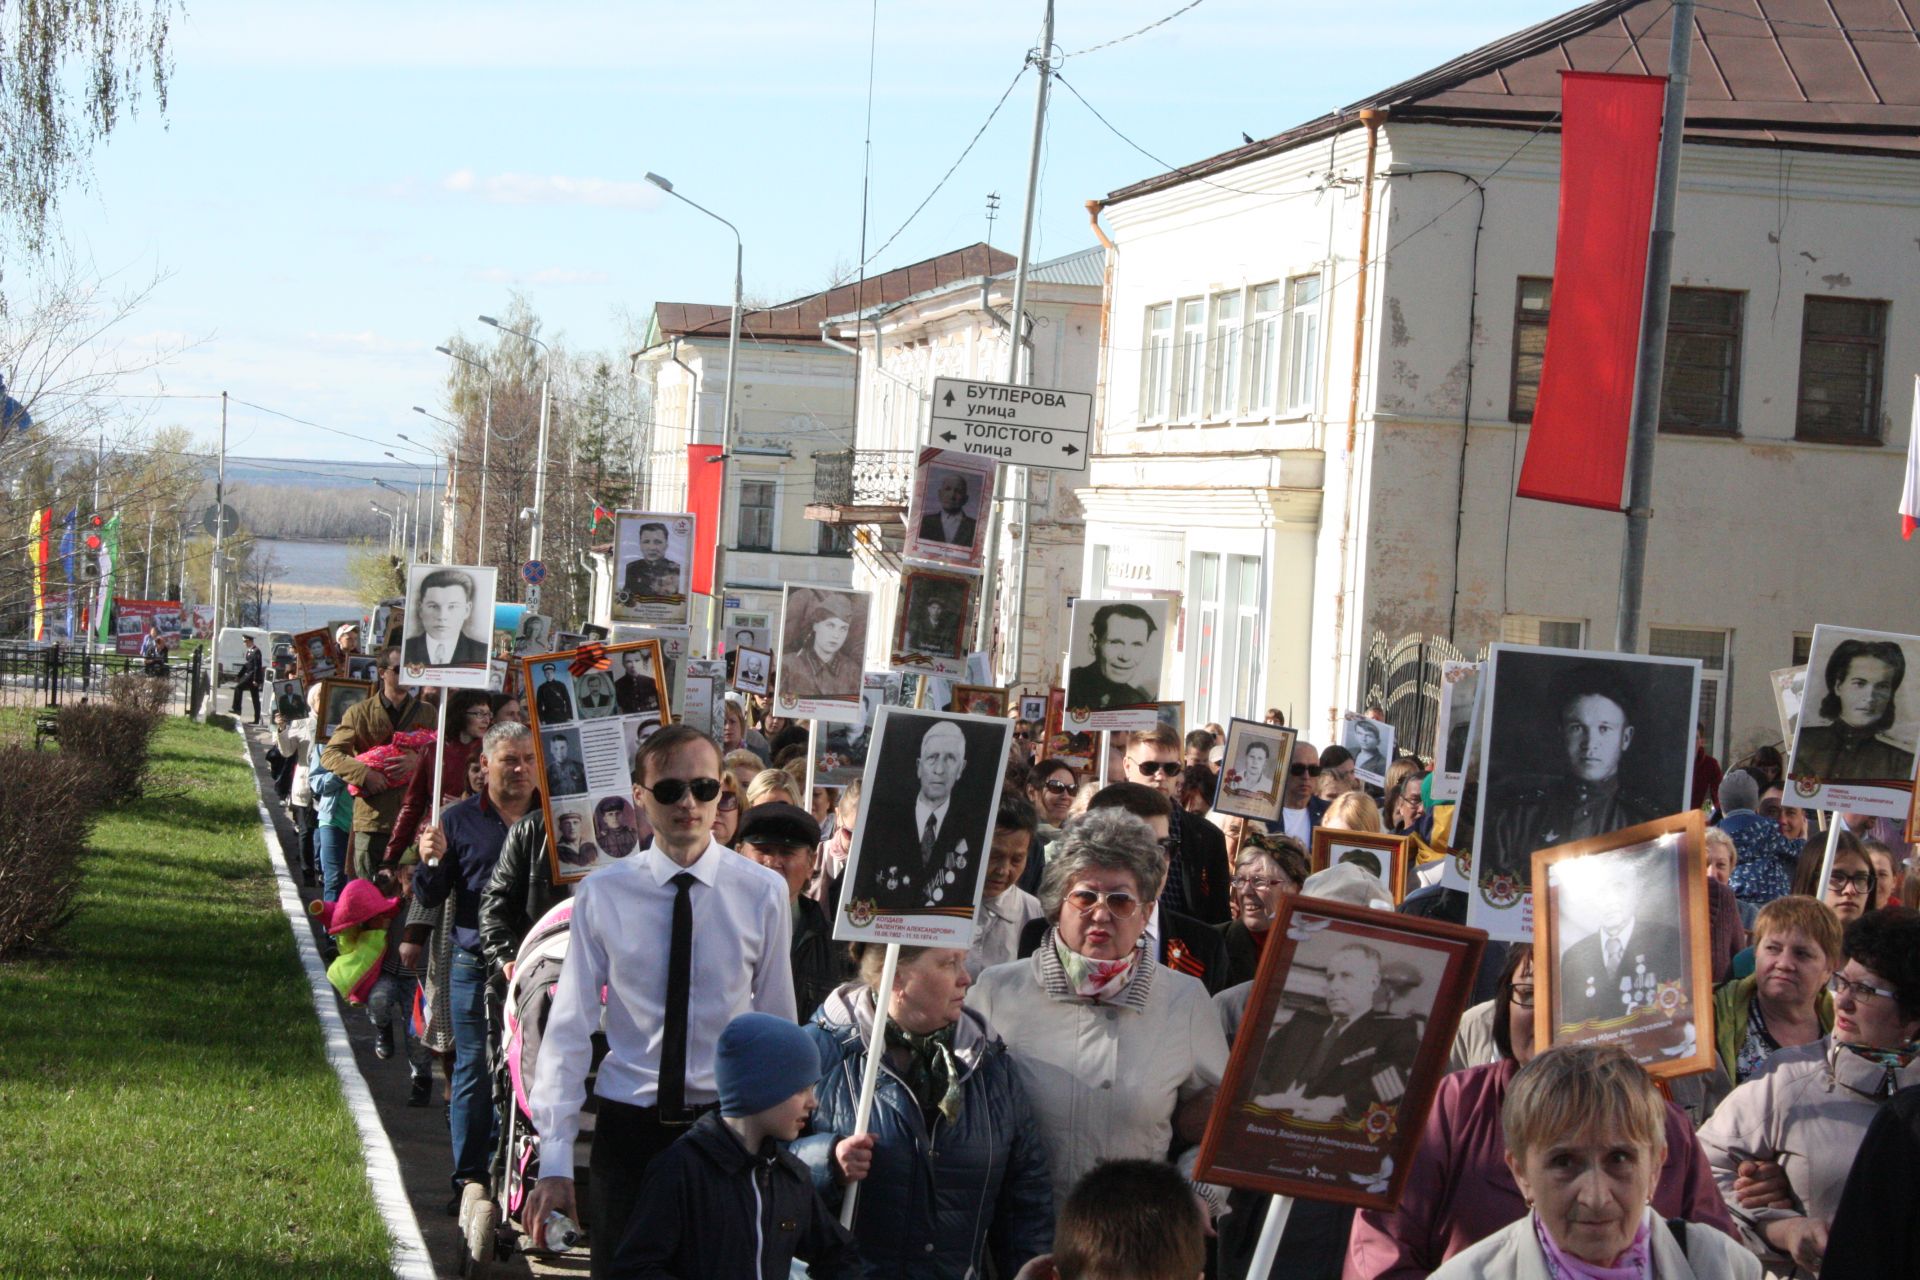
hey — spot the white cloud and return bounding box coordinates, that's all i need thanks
[440,169,661,211]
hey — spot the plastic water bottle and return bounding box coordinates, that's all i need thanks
[543,1211,581,1252]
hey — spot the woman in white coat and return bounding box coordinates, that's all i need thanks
[1434,1044,1759,1280]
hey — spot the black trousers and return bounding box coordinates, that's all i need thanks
[587,1098,714,1279]
[230,681,260,721]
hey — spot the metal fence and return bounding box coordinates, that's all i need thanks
[0,642,204,719]
[811,448,917,509]
[1360,631,1488,765]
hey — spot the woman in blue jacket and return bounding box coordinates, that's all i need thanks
[793,943,1053,1278]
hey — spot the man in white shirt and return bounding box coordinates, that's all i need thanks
[523,724,794,1276]
[1280,739,1321,848]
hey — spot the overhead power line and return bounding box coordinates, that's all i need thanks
[1064,0,1211,58]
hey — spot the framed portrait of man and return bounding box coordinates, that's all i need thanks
[292,627,343,684]
[399,564,497,690]
[611,511,695,625]
[902,446,996,570]
[1042,686,1094,770]
[775,585,870,725]
[724,610,772,656]
[271,678,302,714]
[1213,718,1298,823]
[1429,661,1481,803]
[1341,714,1395,788]
[833,706,1015,948]
[733,646,772,696]
[523,637,670,885]
[1468,644,1700,943]
[313,679,373,738]
[611,624,689,716]
[1534,812,1713,1079]
[1786,624,1920,819]
[347,655,379,682]
[816,672,901,788]
[951,684,1009,718]
[1195,897,1484,1208]
[892,568,974,678]
[1018,694,1047,725]
[1311,828,1412,903]
[1062,597,1172,733]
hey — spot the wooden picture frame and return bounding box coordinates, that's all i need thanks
[292,626,344,685]
[1533,811,1714,1080]
[1042,686,1094,769]
[733,646,773,696]
[1213,718,1298,824]
[1196,896,1485,1207]
[312,679,373,737]
[949,684,1009,718]
[1311,828,1412,904]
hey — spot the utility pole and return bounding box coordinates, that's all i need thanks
[212,392,228,712]
[1614,0,1696,654]
[973,0,1054,671]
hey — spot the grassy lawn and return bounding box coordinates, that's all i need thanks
[0,716,396,1278]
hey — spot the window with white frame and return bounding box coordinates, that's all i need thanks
[1500,614,1587,649]
[1143,303,1173,420]
[737,479,776,551]
[1648,626,1727,756]
[1176,298,1206,419]
[1282,274,1321,415]
[1208,290,1243,419]
[1246,283,1281,416]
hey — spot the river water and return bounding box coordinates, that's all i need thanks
[259,539,363,633]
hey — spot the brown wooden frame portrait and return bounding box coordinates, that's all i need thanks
[1533,811,1714,1081]
[1311,828,1412,904]
[1196,896,1485,1207]
[1213,718,1298,823]
[950,684,1009,718]
[292,626,344,685]
[313,678,373,737]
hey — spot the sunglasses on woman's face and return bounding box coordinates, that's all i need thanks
[716,793,740,813]
[1065,887,1142,918]
[1039,779,1076,795]
[645,776,723,805]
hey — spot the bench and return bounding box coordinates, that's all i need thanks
[33,708,59,751]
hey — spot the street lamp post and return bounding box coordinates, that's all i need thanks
[375,480,413,562]
[402,423,459,562]
[385,451,432,563]
[645,171,742,657]
[370,502,398,556]
[434,344,494,565]
[480,315,552,610]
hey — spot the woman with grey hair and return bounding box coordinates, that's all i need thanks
[1433,1044,1760,1279]
[967,807,1229,1213]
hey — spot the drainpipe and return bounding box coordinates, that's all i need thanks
[1328,108,1386,741]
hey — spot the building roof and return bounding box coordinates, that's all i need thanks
[642,242,1016,350]
[992,245,1107,288]
[1106,0,1920,205]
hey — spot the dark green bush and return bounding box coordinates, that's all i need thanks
[0,747,97,956]
[57,701,160,804]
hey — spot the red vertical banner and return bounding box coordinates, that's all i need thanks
[687,443,725,597]
[1516,71,1667,511]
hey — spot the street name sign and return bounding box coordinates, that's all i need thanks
[927,376,1090,474]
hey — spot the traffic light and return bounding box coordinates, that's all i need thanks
[82,512,104,553]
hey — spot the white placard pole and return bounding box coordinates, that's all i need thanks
[1246,1194,1295,1278]
[1815,814,1845,900]
[838,941,900,1229]
[1098,730,1111,785]
[804,720,819,807]
[428,693,449,824]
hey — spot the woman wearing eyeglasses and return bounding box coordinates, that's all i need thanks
[710,769,744,846]
[1790,830,1877,926]
[1698,908,1920,1277]
[1348,947,1734,1278]
[967,807,1230,1217]
[1217,833,1308,987]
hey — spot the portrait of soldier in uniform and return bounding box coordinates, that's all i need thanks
[902,579,967,657]
[592,795,642,859]
[553,808,599,868]
[1555,852,1684,1032]
[1066,601,1162,711]
[533,662,574,724]
[544,731,587,797]
[1249,941,1422,1123]
[780,588,865,704]
[843,714,1012,915]
[1790,635,1917,786]
[619,520,683,600]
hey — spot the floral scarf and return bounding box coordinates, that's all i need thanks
[1837,1037,1920,1097]
[1533,1210,1651,1280]
[884,1020,963,1126]
[1055,935,1136,1003]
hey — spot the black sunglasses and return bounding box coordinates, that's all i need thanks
[1131,760,1182,777]
[1039,779,1076,795]
[1289,763,1323,777]
[645,776,723,805]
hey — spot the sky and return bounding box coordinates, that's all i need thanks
[43,0,1573,465]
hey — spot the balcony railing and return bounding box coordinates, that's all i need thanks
[811,448,915,512]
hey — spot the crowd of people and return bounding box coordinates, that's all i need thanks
[258,652,1920,1279]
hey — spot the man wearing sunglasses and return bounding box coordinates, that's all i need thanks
[1279,740,1325,848]
[526,724,795,1274]
[1122,724,1230,925]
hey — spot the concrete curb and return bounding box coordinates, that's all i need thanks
[229,719,437,1280]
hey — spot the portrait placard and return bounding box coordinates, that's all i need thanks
[1770,665,1806,751]
[1195,898,1485,1208]
[611,624,689,717]
[775,585,871,725]
[523,639,670,885]
[1786,625,1920,817]
[313,679,372,738]
[1018,694,1047,725]
[347,655,378,683]
[516,613,555,657]
[1534,812,1713,1080]
[1311,828,1412,904]
[902,446,996,570]
[271,678,302,714]
[892,568,974,678]
[723,610,772,655]
[1468,644,1699,943]
[733,646,773,696]
[832,706,1014,949]
[815,672,902,788]
[1213,718,1298,823]
[951,684,1009,718]
[1155,701,1185,740]
[682,658,726,739]
[399,564,498,690]
[1341,714,1395,788]
[1042,687,1094,770]
[1061,597,1172,733]
[611,511,695,625]
[292,627,343,684]
[1429,661,1481,803]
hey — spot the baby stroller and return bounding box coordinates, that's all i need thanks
[461,899,605,1276]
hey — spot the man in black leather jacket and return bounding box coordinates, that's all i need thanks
[478,809,569,980]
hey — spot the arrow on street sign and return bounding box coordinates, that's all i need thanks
[942,389,956,407]
[939,430,957,443]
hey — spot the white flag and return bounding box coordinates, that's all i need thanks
[1902,375,1920,540]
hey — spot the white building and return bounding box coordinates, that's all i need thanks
[1083,0,1920,760]
[813,247,1103,694]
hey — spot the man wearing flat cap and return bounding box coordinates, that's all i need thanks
[782,590,861,702]
[735,802,847,1022]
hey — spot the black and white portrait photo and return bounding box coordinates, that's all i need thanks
[530,661,576,725]
[1430,660,1480,803]
[1469,644,1699,942]
[724,609,772,655]
[518,613,555,655]
[1213,718,1297,823]
[775,585,870,724]
[1553,846,1684,1032]
[1787,625,1920,816]
[902,446,995,569]
[611,646,662,716]
[317,680,371,736]
[834,707,1014,948]
[542,727,588,798]
[1062,597,1171,731]
[1770,665,1806,751]
[1341,714,1395,788]
[550,801,600,868]
[891,568,973,676]
[817,672,899,788]
[400,563,497,689]
[347,655,379,683]
[612,511,694,625]
[574,667,618,720]
[733,646,771,696]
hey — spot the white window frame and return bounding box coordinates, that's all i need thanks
[1649,626,1730,758]
[1142,303,1173,422]
[1176,297,1206,420]
[1207,289,1244,421]
[736,474,778,552]
[1281,273,1322,416]
[1246,282,1282,417]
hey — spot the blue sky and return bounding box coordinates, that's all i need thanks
[51,0,1570,463]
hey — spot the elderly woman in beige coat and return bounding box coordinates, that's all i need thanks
[1434,1044,1759,1280]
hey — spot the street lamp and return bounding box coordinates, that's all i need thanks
[645,170,742,657]
[384,451,432,563]
[402,422,460,563]
[479,314,552,608]
[375,479,413,562]
[370,501,399,556]
[435,344,495,564]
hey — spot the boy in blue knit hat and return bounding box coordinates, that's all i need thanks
[611,1012,865,1277]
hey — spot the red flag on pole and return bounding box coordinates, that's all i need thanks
[1516,71,1667,511]
[687,443,725,596]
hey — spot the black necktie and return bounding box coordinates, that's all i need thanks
[921,813,938,863]
[659,872,695,1117]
